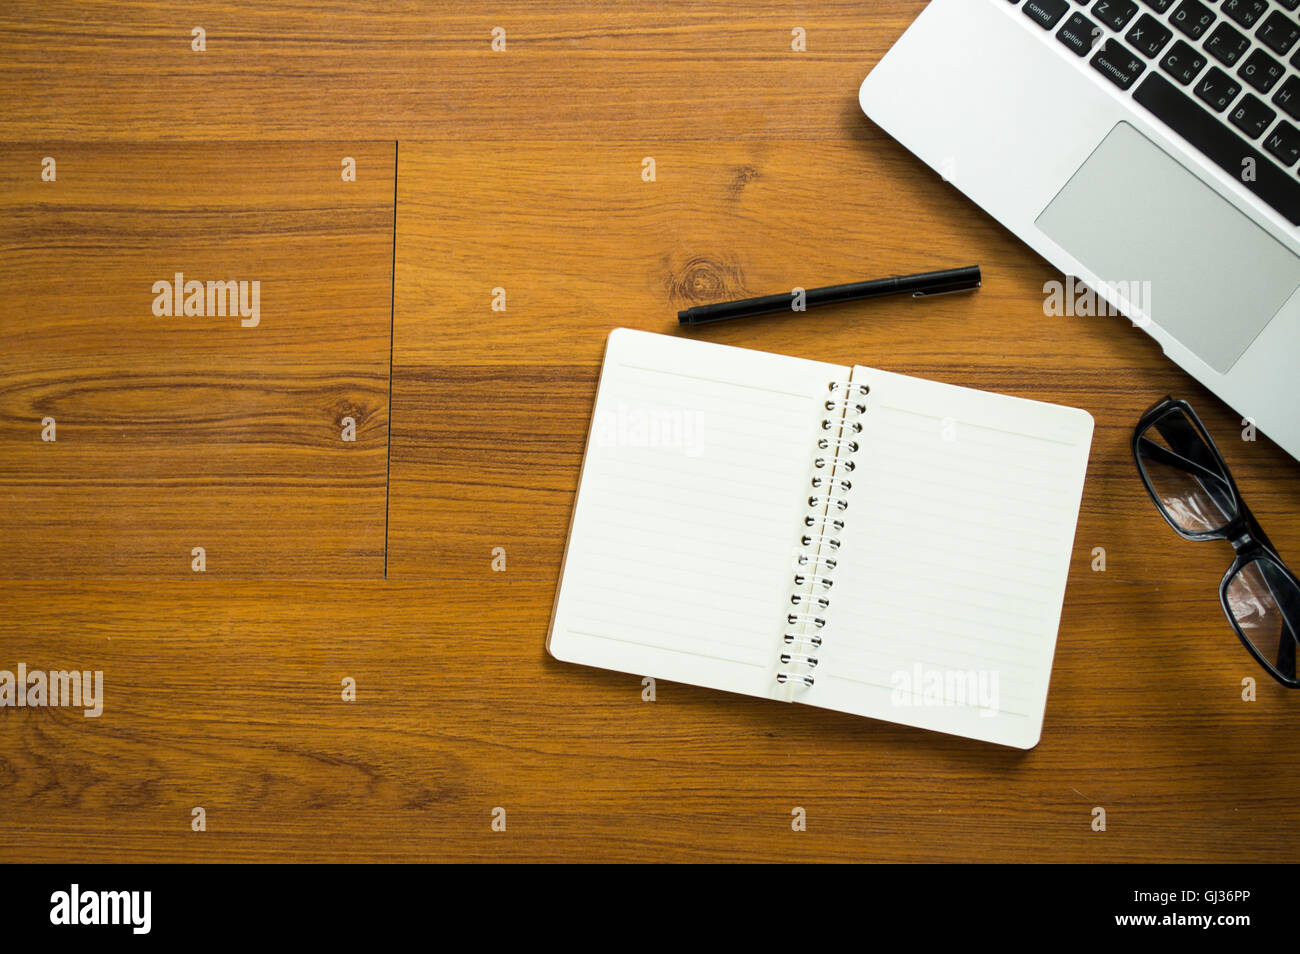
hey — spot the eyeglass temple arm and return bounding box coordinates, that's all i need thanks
[1137,435,1231,485]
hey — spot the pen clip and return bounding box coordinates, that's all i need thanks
[912,280,981,299]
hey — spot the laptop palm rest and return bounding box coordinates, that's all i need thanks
[1036,121,1299,374]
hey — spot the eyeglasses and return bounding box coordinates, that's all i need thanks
[1132,397,1299,688]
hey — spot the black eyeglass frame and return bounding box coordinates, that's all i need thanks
[1131,396,1299,688]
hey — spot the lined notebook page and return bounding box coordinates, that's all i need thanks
[805,366,1094,749]
[547,329,847,701]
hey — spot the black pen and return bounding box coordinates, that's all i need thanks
[677,266,981,326]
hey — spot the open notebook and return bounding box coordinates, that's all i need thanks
[547,329,1094,748]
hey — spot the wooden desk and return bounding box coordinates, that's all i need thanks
[2,1,1298,863]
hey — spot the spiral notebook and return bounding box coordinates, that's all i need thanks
[547,329,1094,748]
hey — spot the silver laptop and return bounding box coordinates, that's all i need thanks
[861,0,1300,459]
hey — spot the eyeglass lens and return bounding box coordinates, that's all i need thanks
[1136,406,1237,535]
[1225,556,1300,683]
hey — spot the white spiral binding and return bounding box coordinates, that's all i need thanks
[776,380,868,690]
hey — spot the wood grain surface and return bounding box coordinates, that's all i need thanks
[2,1,1299,863]
[2,578,1297,862]
[0,142,395,578]
[0,2,914,142]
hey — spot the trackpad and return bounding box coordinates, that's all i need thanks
[1036,121,1299,373]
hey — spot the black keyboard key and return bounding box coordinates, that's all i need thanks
[1093,0,1139,31]
[1195,65,1243,111]
[1133,73,1300,223]
[1230,92,1277,137]
[1274,76,1300,120]
[1127,13,1173,56]
[1138,0,1174,11]
[1170,0,1216,40]
[1205,22,1252,66]
[1257,11,1300,56]
[1276,0,1300,9]
[1222,0,1268,29]
[1162,39,1208,83]
[1239,48,1286,94]
[1023,0,1070,29]
[1091,38,1147,88]
[1058,12,1104,55]
[1263,119,1300,165]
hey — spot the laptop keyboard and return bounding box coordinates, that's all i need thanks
[1009,0,1300,225]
